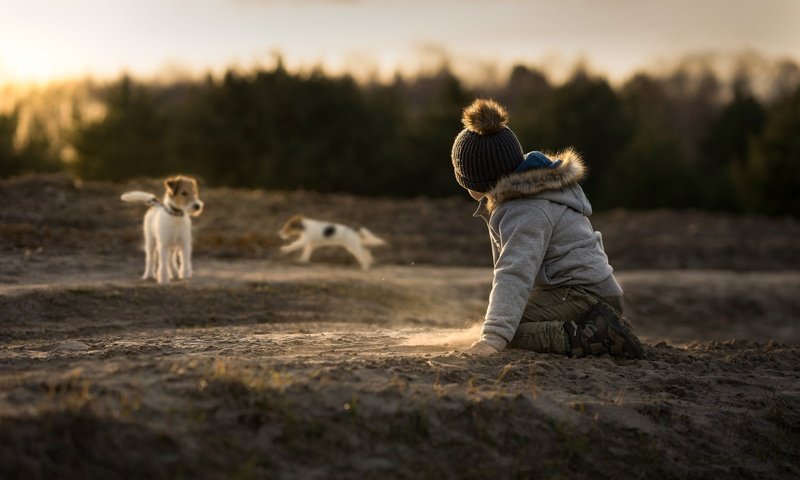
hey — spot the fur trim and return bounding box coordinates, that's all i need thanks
[462,99,508,135]
[486,148,586,211]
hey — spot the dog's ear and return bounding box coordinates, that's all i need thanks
[164,177,181,196]
[289,214,305,230]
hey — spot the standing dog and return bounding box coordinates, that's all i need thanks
[278,215,386,270]
[121,176,204,283]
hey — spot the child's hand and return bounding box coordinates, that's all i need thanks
[459,340,499,357]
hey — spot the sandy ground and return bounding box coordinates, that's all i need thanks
[1,175,799,479]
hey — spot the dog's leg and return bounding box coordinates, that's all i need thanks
[148,248,159,280]
[142,221,156,280]
[345,243,373,270]
[180,240,193,279]
[176,250,182,275]
[280,238,306,254]
[169,249,180,280]
[298,244,314,263]
[156,242,170,284]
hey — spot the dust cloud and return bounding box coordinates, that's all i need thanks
[398,322,483,347]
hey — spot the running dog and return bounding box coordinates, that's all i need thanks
[278,215,386,270]
[121,176,204,283]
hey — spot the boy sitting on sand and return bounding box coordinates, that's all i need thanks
[451,99,644,359]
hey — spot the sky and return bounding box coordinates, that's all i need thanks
[1,0,799,85]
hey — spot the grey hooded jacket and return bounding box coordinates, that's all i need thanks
[474,148,622,350]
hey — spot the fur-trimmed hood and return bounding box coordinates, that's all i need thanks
[486,148,590,214]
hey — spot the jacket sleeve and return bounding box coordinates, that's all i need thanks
[480,204,554,350]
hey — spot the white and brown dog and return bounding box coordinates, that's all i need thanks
[278,215,386,270]
[121,176,204,283]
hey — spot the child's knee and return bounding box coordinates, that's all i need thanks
[509,321,568,354]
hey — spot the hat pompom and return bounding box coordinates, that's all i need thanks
[462,99,508,135]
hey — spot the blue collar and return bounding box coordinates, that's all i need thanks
[515,151,562,173]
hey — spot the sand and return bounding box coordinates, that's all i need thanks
[0,174,798,479]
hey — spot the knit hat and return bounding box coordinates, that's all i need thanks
[451,99,524,192]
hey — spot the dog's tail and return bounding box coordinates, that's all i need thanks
[121,191,159,206]
[358,227,387,247]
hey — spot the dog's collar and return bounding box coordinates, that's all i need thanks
[163,202,184,217]
[147,198,184,217]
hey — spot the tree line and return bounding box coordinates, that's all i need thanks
[1,59,799,215]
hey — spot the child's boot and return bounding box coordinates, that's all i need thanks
[564,302,644,359]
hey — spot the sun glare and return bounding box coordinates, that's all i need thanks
[0,37,73,84]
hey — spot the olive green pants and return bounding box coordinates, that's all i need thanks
[508,286,624,354]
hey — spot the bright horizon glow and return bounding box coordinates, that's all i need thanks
[1,0,799,86]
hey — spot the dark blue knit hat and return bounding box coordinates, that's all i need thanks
[451,99,524,192]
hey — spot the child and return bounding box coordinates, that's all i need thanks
[451,99,643,359]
